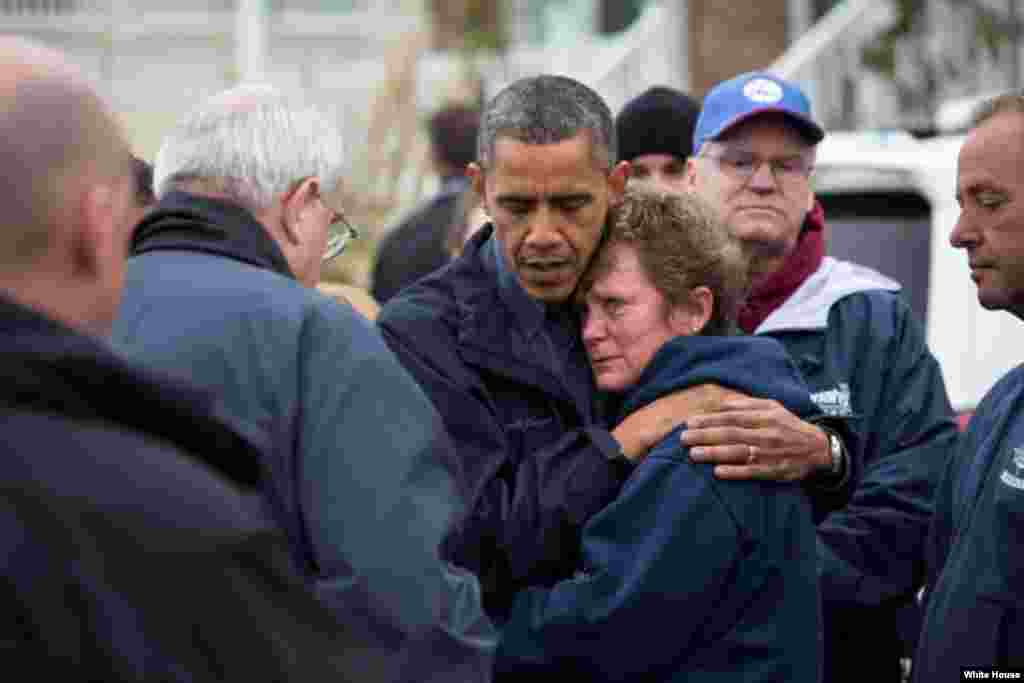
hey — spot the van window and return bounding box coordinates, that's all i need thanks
[817,191,931,327]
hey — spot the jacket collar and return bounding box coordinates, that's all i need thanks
[0,295,266,489]
[449,226,583,406]
[738,201,826,334]
[487,233,548,343]
[131,191,295,279]
[618,335,821,423]
[754,257,900,334]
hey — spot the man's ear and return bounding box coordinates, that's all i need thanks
[71,182,116,279]
[467,162,488,213]
[607,160,630,204]
[467,162,484,195]
[282,177,319,246]
[669,286,714,336]
[685,156,700,192]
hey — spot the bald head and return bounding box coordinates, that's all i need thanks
[0,36,130,269]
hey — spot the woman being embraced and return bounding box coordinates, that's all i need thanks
[496,190,821,682]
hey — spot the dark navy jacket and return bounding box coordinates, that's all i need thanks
[112,192,496,682]
[756,256,958,681]
[913,363,1024,680]
[496,336,821,682]
[378,225,626,619]
[0,296,359,681]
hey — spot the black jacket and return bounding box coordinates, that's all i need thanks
[0,296,357,681]
[371,179,466,303]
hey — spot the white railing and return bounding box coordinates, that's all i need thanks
[481,0,687,111]
[0,0,236,14]
[769,0,898,130]
[587,1,687,113]
[0,0,79,13]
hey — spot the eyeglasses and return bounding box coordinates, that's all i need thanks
[700,146,813,188]
[322,208,359,263]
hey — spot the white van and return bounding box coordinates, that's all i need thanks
[813,130,1024,420]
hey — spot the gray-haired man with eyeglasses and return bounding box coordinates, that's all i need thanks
[682,71,958,683]
[111,84,496,682]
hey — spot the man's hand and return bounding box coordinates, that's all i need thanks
[611,384,744,461]
[682,397,830,481]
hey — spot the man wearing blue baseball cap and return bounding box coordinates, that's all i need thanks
[682,71,958,683]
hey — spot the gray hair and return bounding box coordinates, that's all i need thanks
[153,84,344,211]
[477,74,616,171]
[971,91,1024,129]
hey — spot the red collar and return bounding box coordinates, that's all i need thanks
[737,201,826,334]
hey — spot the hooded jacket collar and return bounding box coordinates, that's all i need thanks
[0,295,266,489]
[131,191,295,280]
[618,335,820,422]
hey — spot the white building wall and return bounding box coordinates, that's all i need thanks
[2,1,426,156]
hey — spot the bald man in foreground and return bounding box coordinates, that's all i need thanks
[0,37,361,680]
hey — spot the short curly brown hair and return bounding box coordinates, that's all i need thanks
[578,189,749,335]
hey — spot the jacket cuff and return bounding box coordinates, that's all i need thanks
[584,427,635,479]
[560,429,629,527]
[805,417,851,493]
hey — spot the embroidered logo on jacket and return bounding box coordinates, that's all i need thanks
[999,447,1024,491]
[810,383,853,417]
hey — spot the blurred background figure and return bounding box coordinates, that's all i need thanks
[615,86,699,194]
[371,103,480,303]
[131,155,155,207]
[129,155,155,228]
[445,186,489,259]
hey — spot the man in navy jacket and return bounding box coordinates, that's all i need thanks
[684,71,958,683]
[913,92,1024,679]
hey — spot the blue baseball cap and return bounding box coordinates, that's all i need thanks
[693,71,824,151]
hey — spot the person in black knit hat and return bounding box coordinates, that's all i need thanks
[615,86,699,194]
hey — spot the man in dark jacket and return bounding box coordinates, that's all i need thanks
[372,103,480,303]
[111,84,495,681]
[376,74,842,622]
[0,36,356,680]
[913,92,1024,680]
[684,71,959,683]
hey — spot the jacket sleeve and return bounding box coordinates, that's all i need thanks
[804,413,859,520]
[377,301,625,618]
[816,292,958,608]
[296,301,497,681]
[494,437,744,679]
[920,436,961,604]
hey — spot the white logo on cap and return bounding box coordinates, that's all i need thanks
[743,78,784,104]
